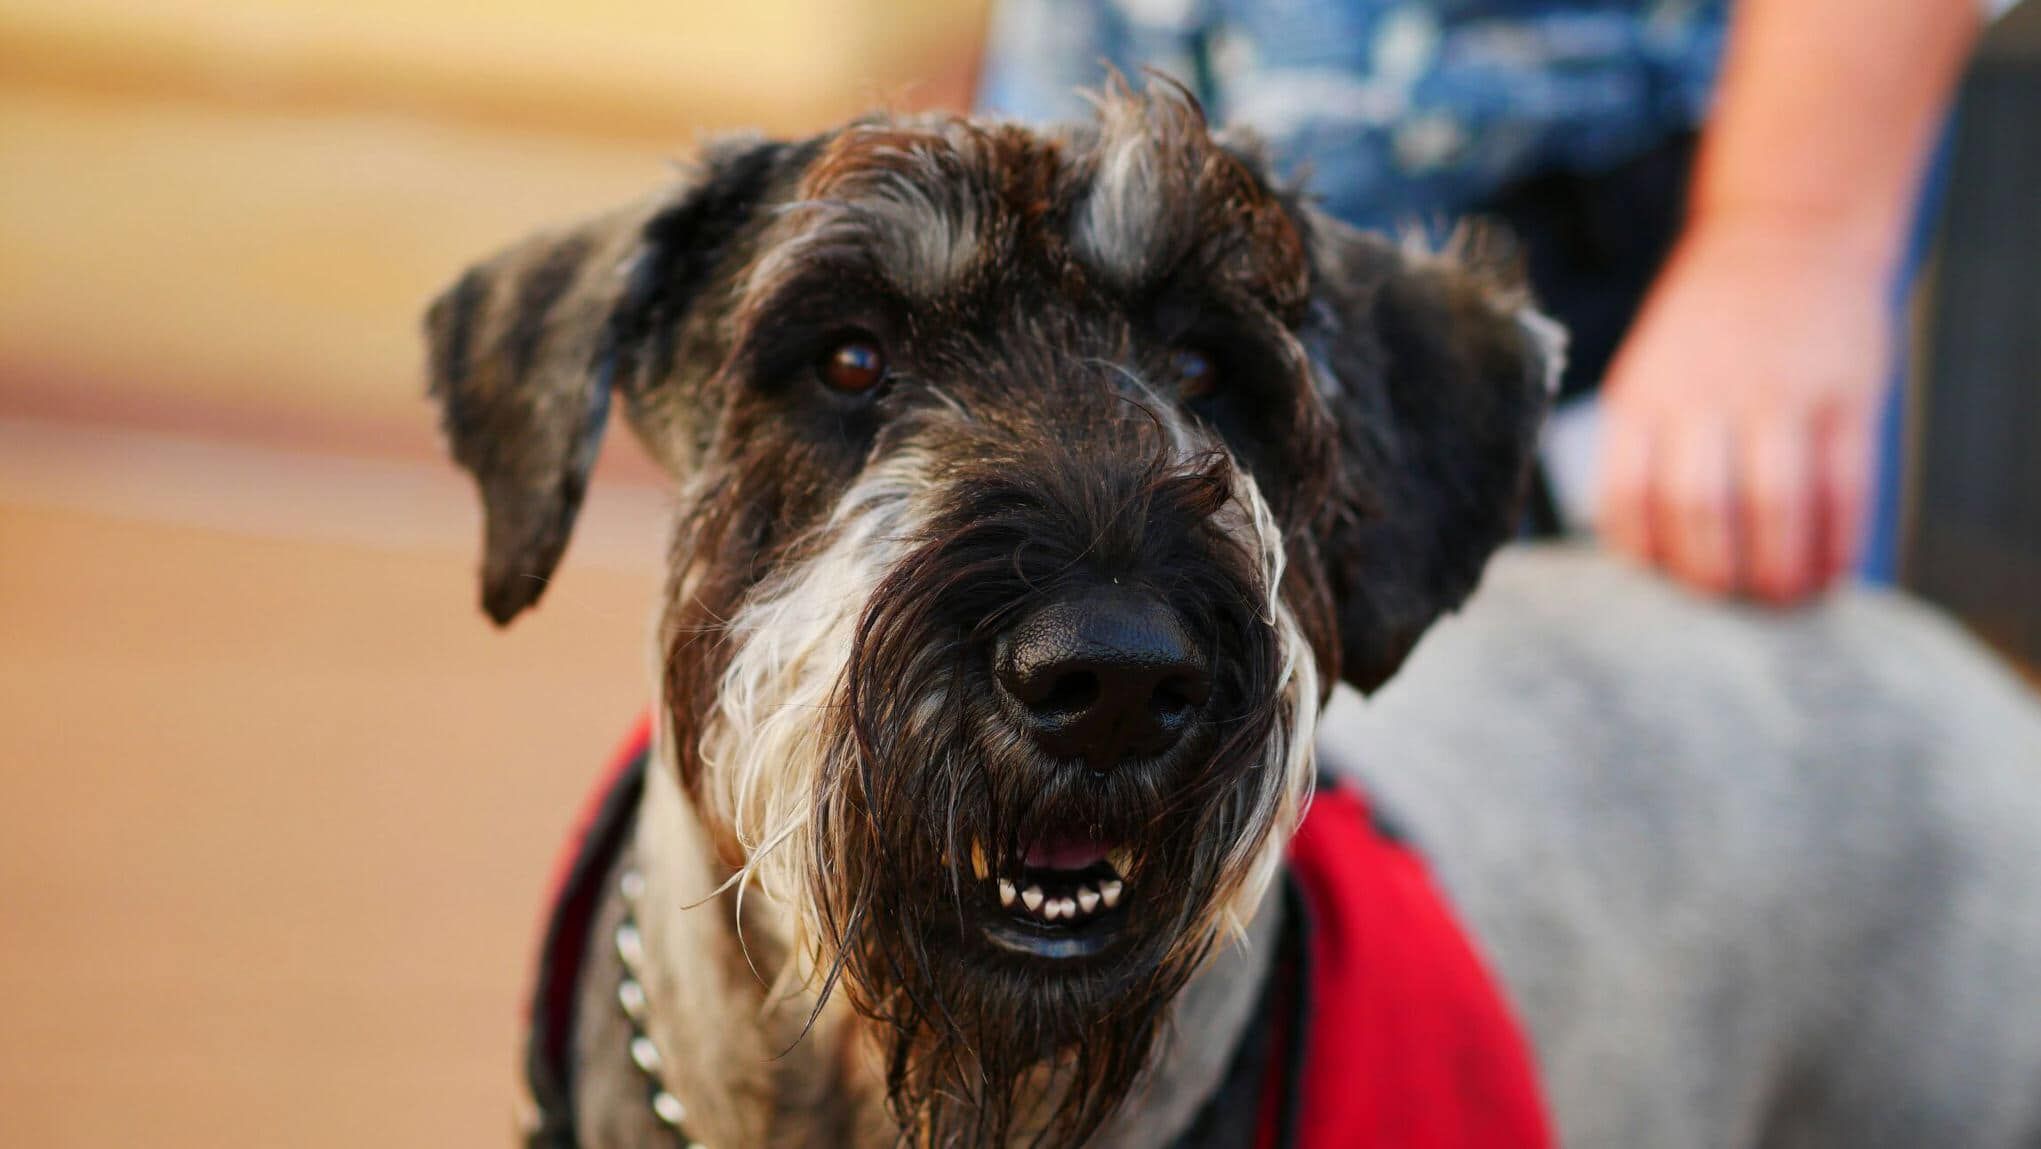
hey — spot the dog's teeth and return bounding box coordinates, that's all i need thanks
[1021,885,1044,912]
[1099,879,1123,909]
[971,841,990,881]
[1054,897,1078,920]
[1077,886,1100,914]
[1106,847,1134,877]
[998,878,1017,907]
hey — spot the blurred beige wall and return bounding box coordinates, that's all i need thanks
[0,0,987,451]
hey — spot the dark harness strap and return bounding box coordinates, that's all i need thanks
[524,742,648,1149]
[1166,874,1313,1149]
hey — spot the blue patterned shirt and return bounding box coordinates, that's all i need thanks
[977,0,1731,230]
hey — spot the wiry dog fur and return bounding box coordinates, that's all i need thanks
[427,78,2041,1149]
[427,83,1553,1146]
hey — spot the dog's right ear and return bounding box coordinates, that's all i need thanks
[1295,212,1563,693]
[424,138,792,625]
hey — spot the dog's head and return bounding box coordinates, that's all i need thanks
[428,85,1555,1145]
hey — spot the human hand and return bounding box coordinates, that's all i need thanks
[1597,216,1894,604]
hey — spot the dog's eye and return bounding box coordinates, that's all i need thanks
[819,338,887,393]
[1169,348,1217,399]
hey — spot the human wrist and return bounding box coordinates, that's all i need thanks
[1679,197,1904,282]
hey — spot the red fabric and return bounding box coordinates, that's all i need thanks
[1264,784,1553,1148]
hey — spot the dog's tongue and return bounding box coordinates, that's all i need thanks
[1024,836,1112,872]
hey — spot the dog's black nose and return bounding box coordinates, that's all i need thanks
[995,590,1211,772]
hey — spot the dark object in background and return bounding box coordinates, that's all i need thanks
[1479,134,1695,405]
[1476,134,1695,539]
[1912,4,2041,664]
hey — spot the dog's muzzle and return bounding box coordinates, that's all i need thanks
[971,587,1215,960]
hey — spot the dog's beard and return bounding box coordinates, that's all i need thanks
[689,447,1320,1148]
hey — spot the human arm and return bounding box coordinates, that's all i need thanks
[1597,0,1984,602]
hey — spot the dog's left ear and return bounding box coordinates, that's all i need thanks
[1295,210,1563,692]
[424,138,792,624]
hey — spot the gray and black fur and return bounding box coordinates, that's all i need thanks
[423,81,2041,1149]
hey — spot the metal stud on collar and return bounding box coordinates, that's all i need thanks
[615,868,707,1149]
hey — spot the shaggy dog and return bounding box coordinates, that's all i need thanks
[426,84,2041,1148]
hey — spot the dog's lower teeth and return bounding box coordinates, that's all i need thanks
[1004,874,1123,924]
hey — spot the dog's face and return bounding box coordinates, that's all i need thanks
[428,87,1555,1145]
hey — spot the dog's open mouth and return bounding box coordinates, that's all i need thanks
[971,836,1134,960]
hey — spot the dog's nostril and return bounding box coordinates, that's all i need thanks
[995,589,1209,772]
[1151,673,1205,719]
[1031,670,1100,717]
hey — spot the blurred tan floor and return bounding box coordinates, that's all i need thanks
[0,421,666,1147]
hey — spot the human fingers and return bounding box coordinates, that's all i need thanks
[1740,412,1818,604]
[1814,404,1875,588]
[1599,405,1660,570]
[1655,416,1737,596]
